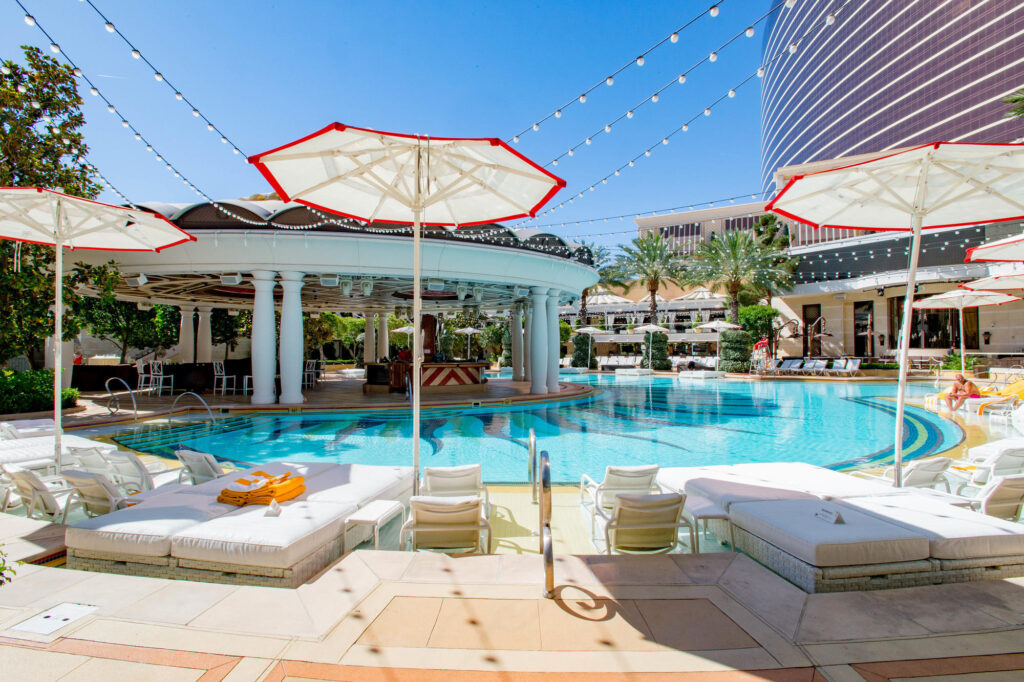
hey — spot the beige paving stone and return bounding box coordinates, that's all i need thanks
[701,589,812,668]
[427,598,541,650]
[496,553,545,584]
[297,552,381,633]
[872,583,1019,633]
[803,630,1024,666]
[42,571,169,617]
[634,598,759,651]
[797,590,933,643]
[357,596,442,647]
[0,566,97,608]
[671,552,736,584]
[220,656,275,682]
[583,554,691,585]
[718,552,808,640]
[0,644,88,681]
[536,595,662,651]
[401,551,502,584]
[110,579,237,625]
[894,673,1024,682]
[71,619,290,658]
[350,549,414,580]
[55,657,202,681]
[816,664,869,682]
[187,584,319,638]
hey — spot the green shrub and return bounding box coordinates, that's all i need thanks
[941,353,983,370]
[0,369,78,414]
[639,332,672,371]
[499,331,512,367]
[718,329,752,373]
[0,546,15,586]
[861,362,899,370]
[571,334,597,369]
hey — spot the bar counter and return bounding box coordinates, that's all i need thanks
[363,361,490,393]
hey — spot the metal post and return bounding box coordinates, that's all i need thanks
[539,450,554,599]
[893,217,923,488]
[412,142,423,495]
[53,233,63,469]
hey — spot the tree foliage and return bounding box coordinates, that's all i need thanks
[718,329,753,373]
[576,241,621,324]
[0,46,103,365]
[738,305,781,356]
[79,300,179,363]
[610,232,685,323]
[1005,88,1024,120]
[639,332,671,370]
[212,309,251,359]
[685,230,796,325]
[571,333,597,369]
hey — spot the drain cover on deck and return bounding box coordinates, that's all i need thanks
[11,603,97,635]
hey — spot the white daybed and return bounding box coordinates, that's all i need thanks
[66,461,414,587]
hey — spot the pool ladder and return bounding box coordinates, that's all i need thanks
[103,377,139,422]
[527,428,555,598]
[168,391,217,427]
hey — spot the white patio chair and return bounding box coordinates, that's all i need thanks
[826,358,848,376]
[2,465,74,522]
[175,449,229,485]
[67,446,116,478]
[213,361,236,395]
[302,359,318,388]
[60,469,131,522]
[956,474,1024,522]
[594,492,695,555]
[951,450,1024,492]
[580,464,660,537]
[150,360,174,396]
[852,457,953,492]
[104,450,181,493]
[0,419,56,440]
[400,495,491,554]
[135,359,151,391]
[420,464,490,511]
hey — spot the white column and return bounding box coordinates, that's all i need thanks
[524,299,533,383]
[377,311,389,360]
[511,301,524,381]
[195,306,213,363]
[529,288,549,395]
[278,271,305,404]
[547,292,561,393]
[178,305,195,363]
[44,337,74,389]
[250,271,277,405]
[363,314,376,364]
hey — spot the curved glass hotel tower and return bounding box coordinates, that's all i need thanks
[759,0,1024,195]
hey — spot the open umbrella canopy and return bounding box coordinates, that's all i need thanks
[913,289,1021,310]
[965,233,1024,263]
[673,287,723,301]
[696,320,742,331]
[633,324,670,334]
[0,187,194,466]
[574,326,604,335]
[454,327,483,335]
[249,123,565,226]
[962,273,1024,291]
[767,141,1024,487]
[392,325,415,334]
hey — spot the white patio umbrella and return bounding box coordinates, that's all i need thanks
[574,325,603,370]
[392,325,416,334]
[766,141,1024,486]
[249,123,564,491]
[965,233,1024,263]
[0,187,194,467]
[633,324,670,369]
[961,273,1024,291]
[454,326,483,359]
[913,290,1021,372]
[696,320,742,368]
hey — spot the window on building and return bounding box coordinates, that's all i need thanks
[887,297,978,350]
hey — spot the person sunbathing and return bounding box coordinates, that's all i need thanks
[944,373,981,411]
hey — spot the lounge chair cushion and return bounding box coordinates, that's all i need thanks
[685,477,817,511]
[969,438,1024,462]
[170,500,355,568]
[728,499,929,567]
[303,464,413,506]
[0,435,114,466]
[66,492,235,557]
[844,495,1024,560]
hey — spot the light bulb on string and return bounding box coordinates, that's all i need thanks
[175,92,183,100]
[554,109,561,118]
[154,72,163,81]
[604,124,611,133]
[670,32,679,43]
[192,109,200,117]
[644,150,651,157]
[605,76,613,86]
[90,87,98,96]
[578,94,586,103]
[131,49,141,59]
[73,67,82,77]
[49,43,60,53]
[661,137,669,145]
[826,13,836,25]
[104,22,114,32]
[745,26,755,37]
[682,124,689,131]
[709,5,719,17]
[636,56,645,66]
[106,104,115,113]
[585,137,592,145]
[709,51,718,62]
[728,89,736,98]
[704,108,711,116]
[626,110,634,119]
[757,66,765,77]
[531,123,539,131]
[789,42,799,54]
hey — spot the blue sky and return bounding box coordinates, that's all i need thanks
[2,0,771,248]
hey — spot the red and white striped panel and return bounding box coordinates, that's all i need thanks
[421,366,481,386]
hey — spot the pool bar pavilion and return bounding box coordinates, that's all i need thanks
[72,199,599,402]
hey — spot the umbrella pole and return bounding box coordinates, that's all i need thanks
[53,238,63,470]
[412,148,422,495]
[893,217,923,488]
[959,307,966,374]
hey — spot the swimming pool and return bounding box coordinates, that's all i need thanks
[107,376,962,483]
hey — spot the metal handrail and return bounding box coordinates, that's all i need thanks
[168,391,216,427]
[103,377,138,422]
[539,449,554,599]
[528,428,538,504]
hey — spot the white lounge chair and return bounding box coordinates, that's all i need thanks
[852,457,953,492]
[2,465,74,522]
[950,450,1024,492]
[826,358,848,376]
[104,450,181,493]
[956,474,1024,522]
[594,492,695,554]
[175,450,230,485]
[401,495,491,554]
[60,469,132,522]
[581,464,661,537]
[0,419,57,440]
[67,446,116,478]
[420,464,490,511]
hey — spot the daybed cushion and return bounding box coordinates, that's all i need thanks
[841,495,1024,560]
[685,477,817,511]
[303,464,413,506]
[657,466,732,493]
[66,492,235,557]
[170,500,356,569]
[175,461,340,496]
[728,499,929,567]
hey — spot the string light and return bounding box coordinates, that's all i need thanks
[509,1,723,143]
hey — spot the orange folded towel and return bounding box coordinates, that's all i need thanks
[217,475,305,506]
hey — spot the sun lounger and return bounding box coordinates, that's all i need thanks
[0,435,115,469]
[401,495,491,553]
[0,419,57,439]
[593,492,694,555]
[777,358,802,375]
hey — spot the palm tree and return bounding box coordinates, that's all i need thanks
[576,242,619,327]
[611,231,686,324]
[685,230,796,324]
[1005,88,1024,119]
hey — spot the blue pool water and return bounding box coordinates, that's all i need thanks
[110,376,962,483]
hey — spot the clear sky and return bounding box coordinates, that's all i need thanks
[1,0,771,249]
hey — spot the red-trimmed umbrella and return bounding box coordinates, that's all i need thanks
[913,290,1021,372]
[965,233,1024,263]
[961,273,1024,291]
[248,124,564,490]
[766,141,1024,485]
[0,187,195,467]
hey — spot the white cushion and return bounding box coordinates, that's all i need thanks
[969,438,1024,462]
[656,466,734,493]
[170,500,355,569]
[0,435,114,465]
[2,419,56,438]
[841,495,1024,560]
[304,464,413,506]
[176,461,340,496]
[685,477,817,511]
[66,493,234,557]
[729,499,929,567]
